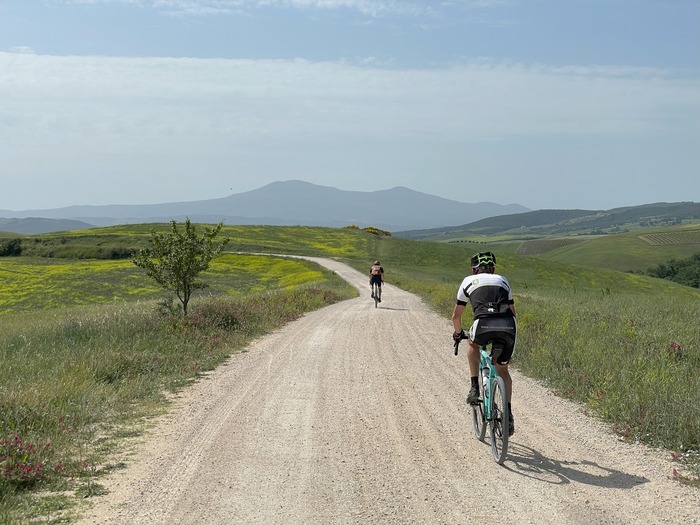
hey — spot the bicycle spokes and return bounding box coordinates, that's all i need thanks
[491,408,504,438]
[471,399,486,441]
[489,376,509,464]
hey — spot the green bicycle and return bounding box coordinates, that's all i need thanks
[454,336,510,464]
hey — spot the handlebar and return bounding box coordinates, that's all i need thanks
[453,333,468,356]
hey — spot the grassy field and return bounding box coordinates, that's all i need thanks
[437,223,700,275]
[504,223,700,274]
[515,237,588,256]
[1,223,699,522]
[537,225,700,273]
[0,243,358,523]
[9,224,369,260]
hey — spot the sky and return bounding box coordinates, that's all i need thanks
[1,0,699,212]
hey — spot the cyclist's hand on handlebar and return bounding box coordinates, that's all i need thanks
[452,330,466,355]
[452,330,467,342]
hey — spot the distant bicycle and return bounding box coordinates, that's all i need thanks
[454,335,510,464]
[369,260,383,308]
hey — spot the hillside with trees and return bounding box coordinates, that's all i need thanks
[646,252,700,288]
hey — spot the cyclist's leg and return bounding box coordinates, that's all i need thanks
[494,362,512,403]
[466,339,481,378]
[494,340,514,404]
[487,317,516,403]
[495,362,515,436]
[491,323,516,435]
[466,320,482,403]
[372,276,381,300]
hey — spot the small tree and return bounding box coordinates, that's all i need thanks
[132,218,229,316]
[0,238,23,257]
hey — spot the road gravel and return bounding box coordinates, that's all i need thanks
[76,257,699,525]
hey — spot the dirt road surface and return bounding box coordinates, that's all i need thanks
[76,258,699,525]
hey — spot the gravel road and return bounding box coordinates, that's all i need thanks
[76,258,699,525]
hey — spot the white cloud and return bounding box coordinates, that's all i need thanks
[54,0,434,16]
[1,51,698,209]
[1,52,697,144]
[9,46,36,54]
[57,0,143,4]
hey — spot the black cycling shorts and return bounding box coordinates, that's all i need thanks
[370,275,383,286]
[468,315,517,365]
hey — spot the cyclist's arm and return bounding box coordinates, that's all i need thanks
[451,302,467,334]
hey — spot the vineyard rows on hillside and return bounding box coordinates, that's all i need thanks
[515,238,587,255]
[639,230,700,245]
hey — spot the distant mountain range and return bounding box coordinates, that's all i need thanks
[0,180,529,235]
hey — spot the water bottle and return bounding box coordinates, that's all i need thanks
[481,366,489,391]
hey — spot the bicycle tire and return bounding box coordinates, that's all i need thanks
[471,401,486,441]
[489,375,509,464]
[373,282,379,308]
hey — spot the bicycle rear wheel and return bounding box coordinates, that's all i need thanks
[471,401,486,441]
[373,283,379,308]
[489,375,509,464]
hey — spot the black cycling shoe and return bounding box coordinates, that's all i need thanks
[467,386,480,405]
[509,412,515,436]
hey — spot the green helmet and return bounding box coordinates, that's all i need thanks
[470,251,496,269]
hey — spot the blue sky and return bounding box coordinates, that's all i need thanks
[1,0,698,212]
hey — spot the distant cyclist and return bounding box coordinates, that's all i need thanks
[369,260,384,302]
[451,252,517,436]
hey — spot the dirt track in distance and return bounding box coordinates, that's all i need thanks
[76,258,699,525]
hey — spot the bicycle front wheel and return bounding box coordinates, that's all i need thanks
[471,401,486,441]
[489,375,509,464]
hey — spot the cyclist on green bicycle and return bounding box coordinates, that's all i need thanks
[369,260,384,302]
[451,251,517,436]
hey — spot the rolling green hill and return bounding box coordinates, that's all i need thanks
[393,202,700,279]
[0,217,93,234]
[397,201,700,240]
[516,223,700,274]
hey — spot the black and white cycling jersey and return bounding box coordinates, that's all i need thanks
[456,273,514,319]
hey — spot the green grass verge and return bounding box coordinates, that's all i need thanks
[0,254,356,523]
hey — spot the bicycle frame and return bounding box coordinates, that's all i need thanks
[479,347,497,424]
[454,337,509,464]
